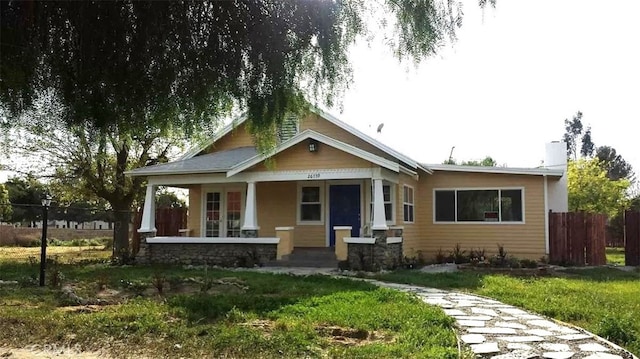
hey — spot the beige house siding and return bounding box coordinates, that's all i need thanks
[299,114,392,160]
[187,185,202,237]
[256,181,325,247]
[204,124,254,154]
[250,141,374,172]
[396,173,420,257]
[417,171,546,260]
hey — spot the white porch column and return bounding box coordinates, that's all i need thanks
[138,185,156,232]
[372,178,388,230]
[241,181,258,230]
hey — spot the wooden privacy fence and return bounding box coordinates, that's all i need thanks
[131,208,188,254]
[549,212,607,266]
[624,210,640,266]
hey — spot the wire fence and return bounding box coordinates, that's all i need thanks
[0,203,186,262]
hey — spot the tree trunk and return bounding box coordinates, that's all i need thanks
[112,201,133,264]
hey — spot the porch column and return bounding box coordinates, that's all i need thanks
[372,178,388,230]
[139,185,156,233]
[241,181,259,237]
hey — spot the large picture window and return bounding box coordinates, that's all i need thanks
[299,185,323,223]
[434,188,523,223]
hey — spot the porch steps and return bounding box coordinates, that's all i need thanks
[265,247,338,268]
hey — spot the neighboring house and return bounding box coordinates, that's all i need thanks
[127,108,567,266]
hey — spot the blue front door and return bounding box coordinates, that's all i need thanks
[329,184,361,247]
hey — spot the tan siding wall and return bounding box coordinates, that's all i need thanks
[396,173,420,256]
[256,181,326,247]
[415,171,546,260]
[251,141,374,171]
[187,185,202,237]
[204,124,254,153]
[299,114,393,160]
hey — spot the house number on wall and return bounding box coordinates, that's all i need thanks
[307,173,320,179]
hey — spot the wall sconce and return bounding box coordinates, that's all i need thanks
[308,139,319,153]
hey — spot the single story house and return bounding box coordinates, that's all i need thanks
[127,108,567,267]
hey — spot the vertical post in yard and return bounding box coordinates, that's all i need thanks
[39,194,52,287]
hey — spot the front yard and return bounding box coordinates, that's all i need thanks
[0,247,458,358]
[376,267,640,356]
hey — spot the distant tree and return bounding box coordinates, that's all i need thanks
[462,156,497,167]
[562,111,596,160]
[563,111,583,159]
[4,176,48,226]
[595,146,633,181]
[580,126,595,157]
[444,156,497,166]
[0,183,11,222]
[567,158,629,217]
[156,189,187,209]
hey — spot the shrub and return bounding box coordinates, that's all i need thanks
[434,248,448,264]
[519,259,538,268]
[46,256,64,287]
[449,244,468,264]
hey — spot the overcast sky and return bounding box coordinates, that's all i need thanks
[331,0,640,169]
[2,1,639,182]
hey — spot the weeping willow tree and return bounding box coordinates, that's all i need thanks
[0,0,491,263]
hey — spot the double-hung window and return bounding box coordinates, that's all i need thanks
[298,185,323,224]
[369,183,393,223]
[434,188,523,223]
[403,185,414,223]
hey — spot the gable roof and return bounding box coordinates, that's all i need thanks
[227,129,400,177]
[178,107,422,171]
[126,147,257,176]
[423,163,564,177]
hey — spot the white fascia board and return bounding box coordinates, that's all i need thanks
[227,130,400,177]
[424,164,564,177]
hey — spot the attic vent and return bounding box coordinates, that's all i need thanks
[277,116,299,143]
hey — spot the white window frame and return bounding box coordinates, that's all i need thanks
[297,181,325,225]
[403,185,415,223]
[200,185,246,237]
[366,181,395,226]
[433,187,525,224]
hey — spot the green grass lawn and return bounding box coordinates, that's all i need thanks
[0,248,458,358]
[376,268,640,356]
[607,247,626,265]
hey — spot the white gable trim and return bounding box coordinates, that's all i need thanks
[311,107,418,169]
[226,129,400,177]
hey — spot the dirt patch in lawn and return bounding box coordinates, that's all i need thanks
[240,319,394,347]
[315,325,396,346]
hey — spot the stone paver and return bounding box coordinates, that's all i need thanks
[471,342,500,354]
[461,334,486,344]
[249,267,637,359]
[543,352,576,359]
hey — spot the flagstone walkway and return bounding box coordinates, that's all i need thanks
[250,267,637,359]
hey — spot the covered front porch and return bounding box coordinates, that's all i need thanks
[136,167,405,267]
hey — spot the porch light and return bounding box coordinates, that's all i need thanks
[308,139,319,152]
